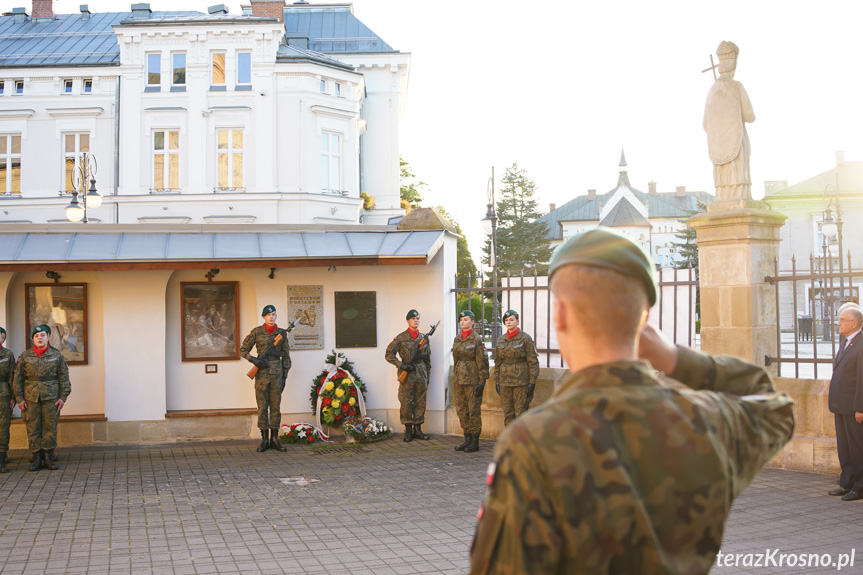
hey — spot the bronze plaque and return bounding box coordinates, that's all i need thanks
[335,291,376,348]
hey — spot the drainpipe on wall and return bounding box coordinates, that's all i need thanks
[114,75,121,223]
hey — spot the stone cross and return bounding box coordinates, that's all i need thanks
[701,54,718,81]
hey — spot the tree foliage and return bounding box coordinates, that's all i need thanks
[399,157,427,208]
[436,206,479,289]
[672,199,708,270]
[482,164,553,279]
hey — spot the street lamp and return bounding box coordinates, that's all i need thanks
[819,179,844,342]
[65,153,102,223]
[481,167,499,342]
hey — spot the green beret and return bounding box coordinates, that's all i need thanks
[261,305,276,317]
[549,227,658,307]
[32,324,51,338]
[459,310,475,319]
[0,326,5,335]
[406,309,420,321]
[502,310,518,321]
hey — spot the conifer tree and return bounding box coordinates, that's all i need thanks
[672,200,707,270]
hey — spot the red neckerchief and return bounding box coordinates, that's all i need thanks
[408,328,419,340]
[34,345,49,357]
[264,323,278,335]
[507,328,520,339]
[461,329,473,339]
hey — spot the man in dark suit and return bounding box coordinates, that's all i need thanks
[828,306,863,501]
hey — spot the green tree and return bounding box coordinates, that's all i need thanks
[482,164,553,279]
[436,206,479,289]
[672,199,707,270]
[400,157,427,208]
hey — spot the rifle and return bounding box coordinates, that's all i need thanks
[245,320,297,380]
[279,320,298,392]
[397,320,439,383]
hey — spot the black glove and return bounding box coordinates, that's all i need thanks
[400,363,415,373]
[473,383,485,400]
[249,356,268,370]
[527,383,536,404]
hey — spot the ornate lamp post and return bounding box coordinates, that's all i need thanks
[819,180,843,341]
[481,167,499,342]
[65,153,102,223]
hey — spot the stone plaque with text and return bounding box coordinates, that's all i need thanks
[286,285,324,350]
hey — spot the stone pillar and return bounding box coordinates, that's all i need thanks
[689,200,787,372]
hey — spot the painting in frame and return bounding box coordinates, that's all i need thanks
[181,282,240,362]
[25,283,88,365]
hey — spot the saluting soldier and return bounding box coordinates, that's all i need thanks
[240,305,291,453]
[0,327,14,473]
[469,228,795,574]
[451,310,489,452]
[13,325,71,472]
[385,309,432,442]
[492,310,539,427]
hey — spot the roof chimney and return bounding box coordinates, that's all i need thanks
[80,5,90,20]
[836,150,845,166]
[250,0,284,22]
[675,185,686,198]
[32,0,52,19]
[648,181,657,196]
[208,4,229,15]
[12,7,28,23]
[131,3,152,18]
[549,203,556,213]
[587,189,596,200]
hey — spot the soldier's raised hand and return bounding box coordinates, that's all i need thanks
[638,324,679,374]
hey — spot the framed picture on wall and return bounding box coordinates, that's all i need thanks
[25,283,88,365]
[181,282,240,362]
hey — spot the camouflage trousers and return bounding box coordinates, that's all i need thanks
[21,399,61,452]
[454,384,482,435]
[398,378,428,425]
[499,385,529,427]
[255,376,282,430]
[0,398,11,453]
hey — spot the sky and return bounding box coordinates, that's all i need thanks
[42,0,863,261]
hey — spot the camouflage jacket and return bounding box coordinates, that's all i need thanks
[239,326,291,377]
[492,330,539,387]
[385,330,431,384]
[13,347,72,403]
[452,331,489,386]
[0,347,14,398]
[470,346,795,575]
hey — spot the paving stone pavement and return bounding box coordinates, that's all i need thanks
[0,435,860,574]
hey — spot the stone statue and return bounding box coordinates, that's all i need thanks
[703,41,755,202]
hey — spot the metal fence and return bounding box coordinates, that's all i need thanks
[765,253,858,379]
[452,267,699,369]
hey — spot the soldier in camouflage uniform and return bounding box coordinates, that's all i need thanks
[0,327,14,473]
[452,310,489,453]
[492,310,539,427]
[385,309,432,442]
[240,305,291,453]
[13,325,72,472]
[470,228,795,574]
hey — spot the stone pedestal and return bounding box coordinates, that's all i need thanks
[689,201,787,371]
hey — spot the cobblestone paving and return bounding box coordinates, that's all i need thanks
[0,436,860,574]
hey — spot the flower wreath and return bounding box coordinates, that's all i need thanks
[279,422,325,445]
[310,351,368,430]
[343,415,391,444]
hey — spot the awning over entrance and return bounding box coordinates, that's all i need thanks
[0,224,448,271]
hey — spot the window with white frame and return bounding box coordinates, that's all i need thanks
[147,53,161,86]
[237,52,251,86]
[211,52,226,87]
[63,132,90,194]
[334,82,341,97]
[0,81,5,95]
[172,53,186,86]
[216,129,244,191]
[321,132,341,193]
[63,79,73,94]
[83,79,93,94]
[320,79,326,93]
[14,80,23,94]
[0,134,22,195]
[152,130,180,192]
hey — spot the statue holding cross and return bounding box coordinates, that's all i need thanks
[703,41,756,202]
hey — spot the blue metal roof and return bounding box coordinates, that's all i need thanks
[0,11,199,68]
[283,5,396,54]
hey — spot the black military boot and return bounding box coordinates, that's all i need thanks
[0,452,8,473]
[403,424,413,442]
[269,429,287,452]
[454,434,470,452]
[28,451,42,472]
[257,430,270,452]
[43,449,58,470]
[413,424,430,440]
[464,434,480,453]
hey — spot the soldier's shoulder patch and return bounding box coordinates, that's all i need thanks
[485,462,496,486]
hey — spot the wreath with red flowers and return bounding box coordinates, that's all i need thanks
[309,351,368,426]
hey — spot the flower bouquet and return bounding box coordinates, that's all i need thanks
[342,415,391,444]
[279,423,326,445]
[360,191,376,210]
[310,351,368,430]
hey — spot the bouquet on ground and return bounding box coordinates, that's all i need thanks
[279,423,325,445]
[310,351,368,428]
[343,415,391,444]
